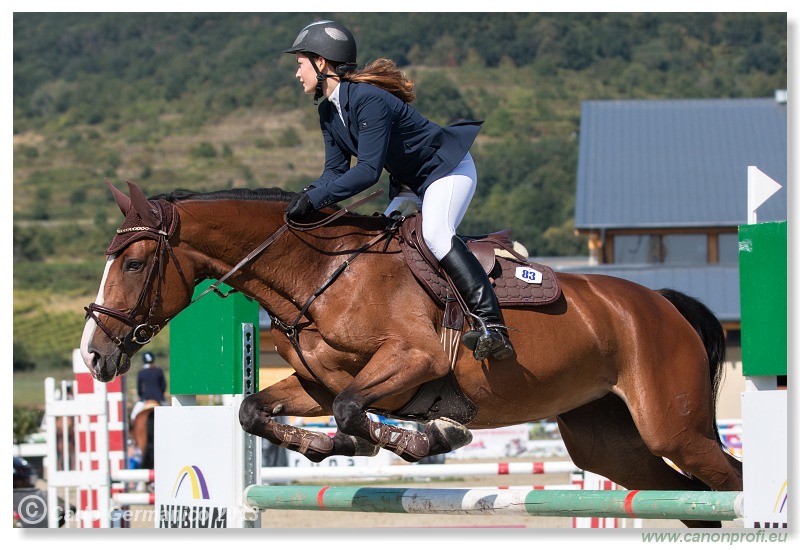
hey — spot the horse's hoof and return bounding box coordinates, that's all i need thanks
[425,417,473,454]
[349,435,380,457]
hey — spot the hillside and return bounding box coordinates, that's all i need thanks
[12,12,787,379]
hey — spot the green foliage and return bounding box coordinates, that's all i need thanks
[414,72,474,125]
[276,126,302,148]
[14,342,37,372]
[13,303,89,370]
[192,142,218,159]
[13,406,43,444]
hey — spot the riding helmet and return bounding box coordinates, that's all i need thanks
[284,20,357,67]
[143,352,155,363]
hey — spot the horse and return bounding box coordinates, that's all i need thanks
[131,400,159,469]
[80,179,743,528]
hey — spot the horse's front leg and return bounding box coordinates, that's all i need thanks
[238,372,378,462]
[332,340,473,463]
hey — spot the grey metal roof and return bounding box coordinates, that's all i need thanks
[575,97,787,229]
[558,264,740,323]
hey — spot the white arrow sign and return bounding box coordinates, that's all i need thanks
[747,166,782,224]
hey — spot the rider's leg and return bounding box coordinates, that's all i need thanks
[422,153,514,361]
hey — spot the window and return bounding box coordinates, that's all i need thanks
[614,235,655,264]
[661,234,707,265]
[718,233,739,265]
[613,234,707,265]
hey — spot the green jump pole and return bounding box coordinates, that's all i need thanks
[244,486,743,522]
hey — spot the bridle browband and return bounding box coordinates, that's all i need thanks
[84,200,187,355]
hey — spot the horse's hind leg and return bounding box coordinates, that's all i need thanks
[557,393,734,528]
[238,373,378,462]
[621,361,744,494]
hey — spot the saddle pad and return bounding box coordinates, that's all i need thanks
[401,243,562,309]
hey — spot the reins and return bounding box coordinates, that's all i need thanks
[188,189,391,394]
[192,189,384,303]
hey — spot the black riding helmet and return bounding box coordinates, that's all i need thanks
[285,20,357,103]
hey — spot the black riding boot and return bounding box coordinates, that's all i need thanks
[439,237,515,361]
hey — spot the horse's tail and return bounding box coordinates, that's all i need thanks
[657,288,726,444]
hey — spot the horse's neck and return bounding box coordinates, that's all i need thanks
[180,201,385,322]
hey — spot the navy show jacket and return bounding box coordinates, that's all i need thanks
[305,80,482,210]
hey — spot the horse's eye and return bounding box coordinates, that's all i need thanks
[125,259,145,272]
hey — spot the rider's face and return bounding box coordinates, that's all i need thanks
[295,54,321,96]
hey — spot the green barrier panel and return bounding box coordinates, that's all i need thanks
[169,281,260,394]
[738,221,787,376]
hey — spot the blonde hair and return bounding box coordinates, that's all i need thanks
[343,58,416,103]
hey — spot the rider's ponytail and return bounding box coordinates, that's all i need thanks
[343,58,416,103]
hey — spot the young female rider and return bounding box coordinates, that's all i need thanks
[283,20,514,362]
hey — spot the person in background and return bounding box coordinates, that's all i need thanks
[130,351,166,422]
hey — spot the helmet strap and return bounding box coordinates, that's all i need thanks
[308,54,340,105]
[313,71,326,105]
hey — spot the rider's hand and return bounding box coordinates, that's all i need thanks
[285,193,314,220]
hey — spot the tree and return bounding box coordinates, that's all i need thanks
[13,342,36,372]
[415,73,474,125]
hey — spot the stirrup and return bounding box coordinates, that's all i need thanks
[461,318,515,361]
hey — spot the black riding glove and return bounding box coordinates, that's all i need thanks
[285,193,314,220]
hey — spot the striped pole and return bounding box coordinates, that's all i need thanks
[111,469,155,483]
[261,461,578,482]
[244,486,743,522]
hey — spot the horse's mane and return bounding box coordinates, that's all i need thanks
[151,187,298,203]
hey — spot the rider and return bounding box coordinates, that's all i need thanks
[130,351,167,422]
[283,20,514,362]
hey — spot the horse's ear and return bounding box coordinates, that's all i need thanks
[126,179,160,228]
[105,178,131,216]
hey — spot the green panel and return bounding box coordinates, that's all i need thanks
[169,281,259,394]
[739,221,787,376]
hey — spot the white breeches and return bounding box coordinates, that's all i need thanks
[383,152,477,260]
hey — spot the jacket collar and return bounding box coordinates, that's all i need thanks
[337,81,352,120]
[324,82,356,152]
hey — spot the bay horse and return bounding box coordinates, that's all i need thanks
[80,180,742,527]
[131,401,159,469]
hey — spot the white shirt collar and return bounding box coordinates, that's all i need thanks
[329,85,345,126]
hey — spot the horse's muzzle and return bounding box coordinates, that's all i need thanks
[89,350,130,383]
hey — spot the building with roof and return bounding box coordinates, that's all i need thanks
[566,92,787,418]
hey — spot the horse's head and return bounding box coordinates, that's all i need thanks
[80,179,194,382]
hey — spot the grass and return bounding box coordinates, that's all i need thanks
[14,366,75,410]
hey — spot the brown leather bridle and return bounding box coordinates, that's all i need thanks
[84,203,186,356]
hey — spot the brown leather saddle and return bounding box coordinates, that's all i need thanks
[398,213,562,329]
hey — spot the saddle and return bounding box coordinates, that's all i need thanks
[135,400,160,420]
[398,213,562,330]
